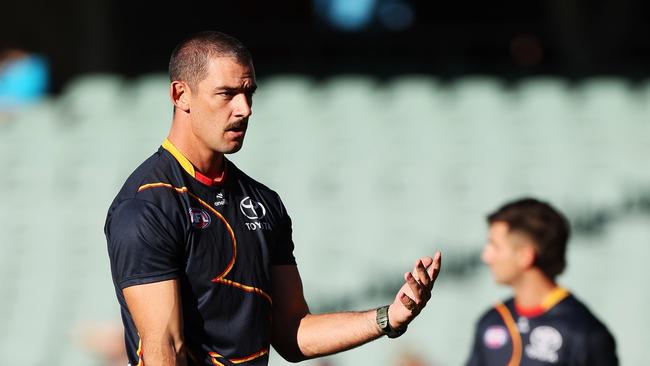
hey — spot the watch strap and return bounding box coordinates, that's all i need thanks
[376,305,407,338]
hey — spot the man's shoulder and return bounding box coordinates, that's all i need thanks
[227,159,283,199]
[550,294,618,361]
[107,147,185,216]
[476,297,515,327]
[552,294,613,333]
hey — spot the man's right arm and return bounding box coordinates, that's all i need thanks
[107,198,185,366]
[270,253,441,361]
[123,279,187,366]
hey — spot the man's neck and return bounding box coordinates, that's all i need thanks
[167,129,224,179]
[512,270,557,308]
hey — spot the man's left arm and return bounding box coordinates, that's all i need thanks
[270,252,441,362]
[584,326,619,366]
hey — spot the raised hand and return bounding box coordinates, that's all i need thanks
[388,251,442,330]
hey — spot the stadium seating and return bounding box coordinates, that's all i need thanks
[0,74,647,365]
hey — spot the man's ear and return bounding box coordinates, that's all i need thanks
[517,243,537,270]
[170,81,191,112]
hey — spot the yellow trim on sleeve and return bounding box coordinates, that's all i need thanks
[162,138,196,177]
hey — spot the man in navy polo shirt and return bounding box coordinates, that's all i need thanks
[106,31,441,366]
[466,198,617,366]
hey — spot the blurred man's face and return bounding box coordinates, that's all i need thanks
[481,222,530,285]
[188,56,256,154]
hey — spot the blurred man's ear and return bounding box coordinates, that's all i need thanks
[170,81,191,112]
[517,242,537,270]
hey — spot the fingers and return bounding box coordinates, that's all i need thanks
[389,252,442,330]
[415,260,431,289]
[404,251,442,307]
[400,293,417,311]
[428,251,442,284]
[405,271,430,307]
[411,251,441,290]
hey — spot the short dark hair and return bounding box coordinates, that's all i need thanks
[487,198,570,279]
[168,31,252,91]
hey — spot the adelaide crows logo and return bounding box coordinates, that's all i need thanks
[189,208,211,229]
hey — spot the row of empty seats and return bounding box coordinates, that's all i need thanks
[0,74,648,365]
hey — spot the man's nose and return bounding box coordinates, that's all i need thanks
[233,93,252,118]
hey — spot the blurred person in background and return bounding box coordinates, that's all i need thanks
[466,198,617,366]
[0,47,48,114]
[105,31,441,366]
[394,349,435,366]
[76,320,128,366]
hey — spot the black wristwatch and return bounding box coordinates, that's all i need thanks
[376,305,407,338]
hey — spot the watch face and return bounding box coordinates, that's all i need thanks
[377,306,390,330]
[377,306,406,338]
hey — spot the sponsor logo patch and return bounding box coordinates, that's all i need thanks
[189,208,211,229]
[525,326,563,363]
[484,325,508,349]
[214,192,227,207]
[240,196,266,220]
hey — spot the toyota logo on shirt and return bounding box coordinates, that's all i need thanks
[240,196,266,220]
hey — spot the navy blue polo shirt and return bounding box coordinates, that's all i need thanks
[466,288,618,366]
[106,139,296,366]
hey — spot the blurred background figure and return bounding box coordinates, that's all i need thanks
[393,349,436,366]
[0,48,48,113]
[466,198,617,365]
[75,321,128,366]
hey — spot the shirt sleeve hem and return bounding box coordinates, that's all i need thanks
[118,270,180,289]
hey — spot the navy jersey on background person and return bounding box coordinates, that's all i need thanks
[105,139,296,366]
[466,288,618,366]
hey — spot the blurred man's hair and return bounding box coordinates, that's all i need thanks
[488,198,570,279]
[169,31,252,91]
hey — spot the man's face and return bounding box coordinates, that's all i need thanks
[188,56,256,155]
[481,222,530,285]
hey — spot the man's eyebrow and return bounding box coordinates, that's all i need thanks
[213,84,258,93]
